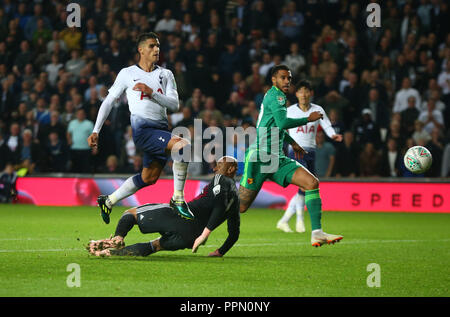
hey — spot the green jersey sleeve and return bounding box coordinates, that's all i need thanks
[270,91,309,129]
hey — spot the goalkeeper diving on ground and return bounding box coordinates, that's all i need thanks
[87,157,240,257]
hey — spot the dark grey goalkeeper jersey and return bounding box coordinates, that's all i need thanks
[188,174,240,255]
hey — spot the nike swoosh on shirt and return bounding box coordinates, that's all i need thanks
[133,79,141,81]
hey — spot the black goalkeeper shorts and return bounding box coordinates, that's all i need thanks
[135,203,197,251]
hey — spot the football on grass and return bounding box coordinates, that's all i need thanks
[403,146,432,174]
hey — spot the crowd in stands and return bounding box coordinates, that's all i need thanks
[0,0,449,179]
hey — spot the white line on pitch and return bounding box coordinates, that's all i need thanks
[0,238,449,253]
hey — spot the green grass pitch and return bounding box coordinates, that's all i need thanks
[0,204,449,297]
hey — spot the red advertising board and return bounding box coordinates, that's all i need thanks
[12,177,450,213]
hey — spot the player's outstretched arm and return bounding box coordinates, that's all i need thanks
[273,109,323,130]
[91,93,116,135]
[192,227,211,253]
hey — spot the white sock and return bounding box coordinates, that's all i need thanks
[172,161,188,201]
[279,193,298,223]
[108,176,139,207]
[296,194,305,223]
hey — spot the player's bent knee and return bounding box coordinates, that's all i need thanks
[305,176,319,190]
[170,137,191,162]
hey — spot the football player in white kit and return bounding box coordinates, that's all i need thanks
[276,80,342,233]
[87,32,193,223]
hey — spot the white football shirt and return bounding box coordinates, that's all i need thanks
[93,64,179,133]
[287,103,337,149]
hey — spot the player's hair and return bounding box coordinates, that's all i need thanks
[270,64,290,77]
[136,32,159,51]
[295,80,312,91]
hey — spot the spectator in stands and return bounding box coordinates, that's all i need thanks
[84,19,99,54]
[65,50,86,81]
[0,131,11,171]
[14,40,34,72]
[14,2,31,32]
[441,143,450,177]
[386,118,407,152]
[199,96,224,127]
[175,107,195,129]
[24,3,51,42]
[358,142,381,177]
[83,76,103,101]
[380,138,402,177]
[277,1,304,42]
[5,123,21,166]
[66,108,94,173]
[437,59,450,104]
[423,128,444,177]
[393,77,422,113]
[47,31,68,54]
[45,54,63,87]
[101,155,120,174]
[222,91,243,120]
[32,18,51,46]
[418,99,445,134]
[0,163,17,203]
[249,0,272,35]
[45,131,68,172]
[283,42,305,77]
[342,72,362,129]
[401,96,421,137]
[412,119,431,145]
[155,9,177,34]
[245,62,264,99]
[353,108,382,149]
[123,154,144,175]
[364,88,390,130]
[37,110,65,146]
[59,26,82,51]
[334,131,359,177]
[315,130,336,178]
[259,52,275,79]
[19,128,41,173]
[61,100,75,126]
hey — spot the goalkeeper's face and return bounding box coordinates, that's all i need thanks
[272,70,292,94]
[214,157,238,178]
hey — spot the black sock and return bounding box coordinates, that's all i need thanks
[110,242,154,256]
[114,212,137,238]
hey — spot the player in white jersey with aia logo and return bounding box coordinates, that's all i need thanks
[87,32,193,223]
[277,80,342,233]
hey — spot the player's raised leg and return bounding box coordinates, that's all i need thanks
[97,161,163,224]
[290,166,343,247]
